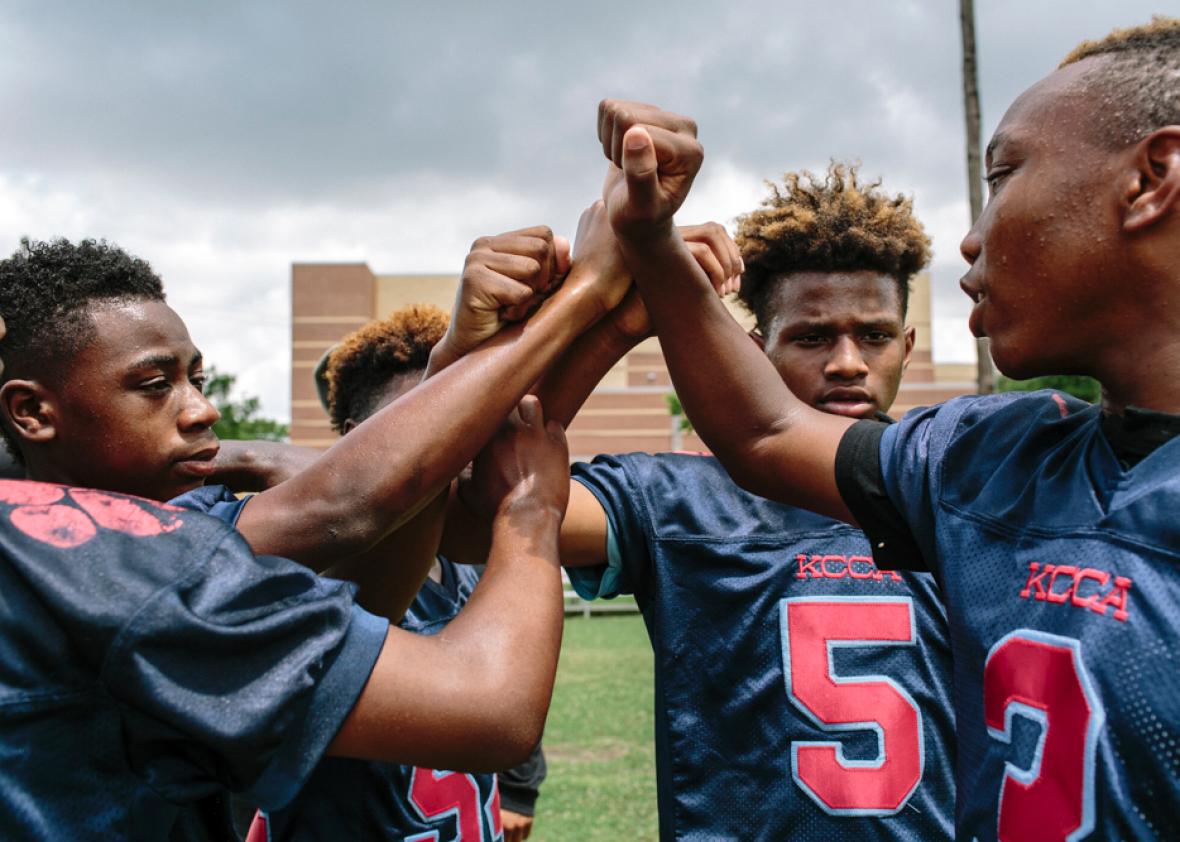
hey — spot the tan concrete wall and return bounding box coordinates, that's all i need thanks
[289,264,973,455]
[290,263,376,447]
[375,274,459,319]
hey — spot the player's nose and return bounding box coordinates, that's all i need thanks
[825,337,869,380]
[180,388,220,431]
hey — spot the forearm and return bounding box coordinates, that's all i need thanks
[324,488,448,621]
[620,231,853,515]
[330,503,564,771]
[533,313,642,427]
[241,271,610,566]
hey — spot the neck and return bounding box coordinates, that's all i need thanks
[1095,337,1180,416]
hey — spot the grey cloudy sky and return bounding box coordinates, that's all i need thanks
[0,1,1168,420]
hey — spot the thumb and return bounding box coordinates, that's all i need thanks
[621,126,660,216]
[553,235,571,278]
[517,394,542,427]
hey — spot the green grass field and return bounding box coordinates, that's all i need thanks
[532,613,657,840]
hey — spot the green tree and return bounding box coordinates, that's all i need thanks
[997,374,1101,404]
[665,393,693,433]
[206,367,289,441]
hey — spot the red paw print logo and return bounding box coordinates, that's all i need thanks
[0,481,185,548]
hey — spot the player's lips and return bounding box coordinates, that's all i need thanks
[961,275,987,338]
[817,388,875,418]
[173,445,220,478]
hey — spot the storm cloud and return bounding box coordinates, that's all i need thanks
[0,0,1165,418]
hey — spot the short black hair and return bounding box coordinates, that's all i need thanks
[1059,16,1180,149]
[0,237,165,457]
[326,304,448,431]
[734,163,931,334]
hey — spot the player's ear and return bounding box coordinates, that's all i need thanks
[341,418,359,435]
[903,326,916,370]
[748,329,765,352]
[0,379,58,445]
[1123,126,1180,233]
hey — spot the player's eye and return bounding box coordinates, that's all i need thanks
[190,374,207,393]
[139,376,170,394]
[984,166,1013,198]
[794,334,826,347]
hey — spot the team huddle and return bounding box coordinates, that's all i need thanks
[0,16,1177,842]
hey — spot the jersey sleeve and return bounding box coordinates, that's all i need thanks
[871,397,990,573]
[836,420,928,571]
[101,527,389,813]
[567,455,654,602]
[168,483,251,526]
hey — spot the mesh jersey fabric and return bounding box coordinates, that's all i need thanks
[571,453,956,841]
[263,558,504,841]
[0,480,387,841]
[880,390,1180,840]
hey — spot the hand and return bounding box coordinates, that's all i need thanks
[597,99,703,241]
[466,395,569,520]
[561,199,632,317]
[607,222,744,341]
[500,808,534,841]
[440,227,572,363]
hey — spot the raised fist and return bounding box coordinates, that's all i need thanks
[442,227,572,362]
[597,99,703,241]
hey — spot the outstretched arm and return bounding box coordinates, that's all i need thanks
[236,223,628,569]
[598,100,855,521]
[329,397,568,771]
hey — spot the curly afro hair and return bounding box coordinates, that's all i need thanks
[326,304,449,431]
[0,237,165,459]
[1058,16,1180,149]
[734,162,931,333]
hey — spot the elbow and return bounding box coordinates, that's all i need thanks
[457,651,552,770]
[478,718,545,771]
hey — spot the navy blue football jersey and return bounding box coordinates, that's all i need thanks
[0,480,387,841]
[569,453,956,840]
[263,559,504,841]
[877,392,1180,840]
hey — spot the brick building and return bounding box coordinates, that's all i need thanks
[290,264,975,458]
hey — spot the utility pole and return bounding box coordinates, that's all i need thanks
[960,0,995,393]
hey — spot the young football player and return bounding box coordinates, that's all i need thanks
[0,389,570,841]
[0,212,635,840]
[597,17,1180,840]
[450,166,956,839]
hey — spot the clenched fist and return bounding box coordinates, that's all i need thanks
[440,227,572,365]
[598,99,703,241]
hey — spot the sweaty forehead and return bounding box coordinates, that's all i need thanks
[767,271,902,325]
[991,58,1109,156]
[82,300,198,368]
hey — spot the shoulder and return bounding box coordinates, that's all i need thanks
[887,390,1093,468]
[0,480,242,657]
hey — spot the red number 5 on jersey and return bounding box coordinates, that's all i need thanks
[780,596,924,815]
[408,768,503,841]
